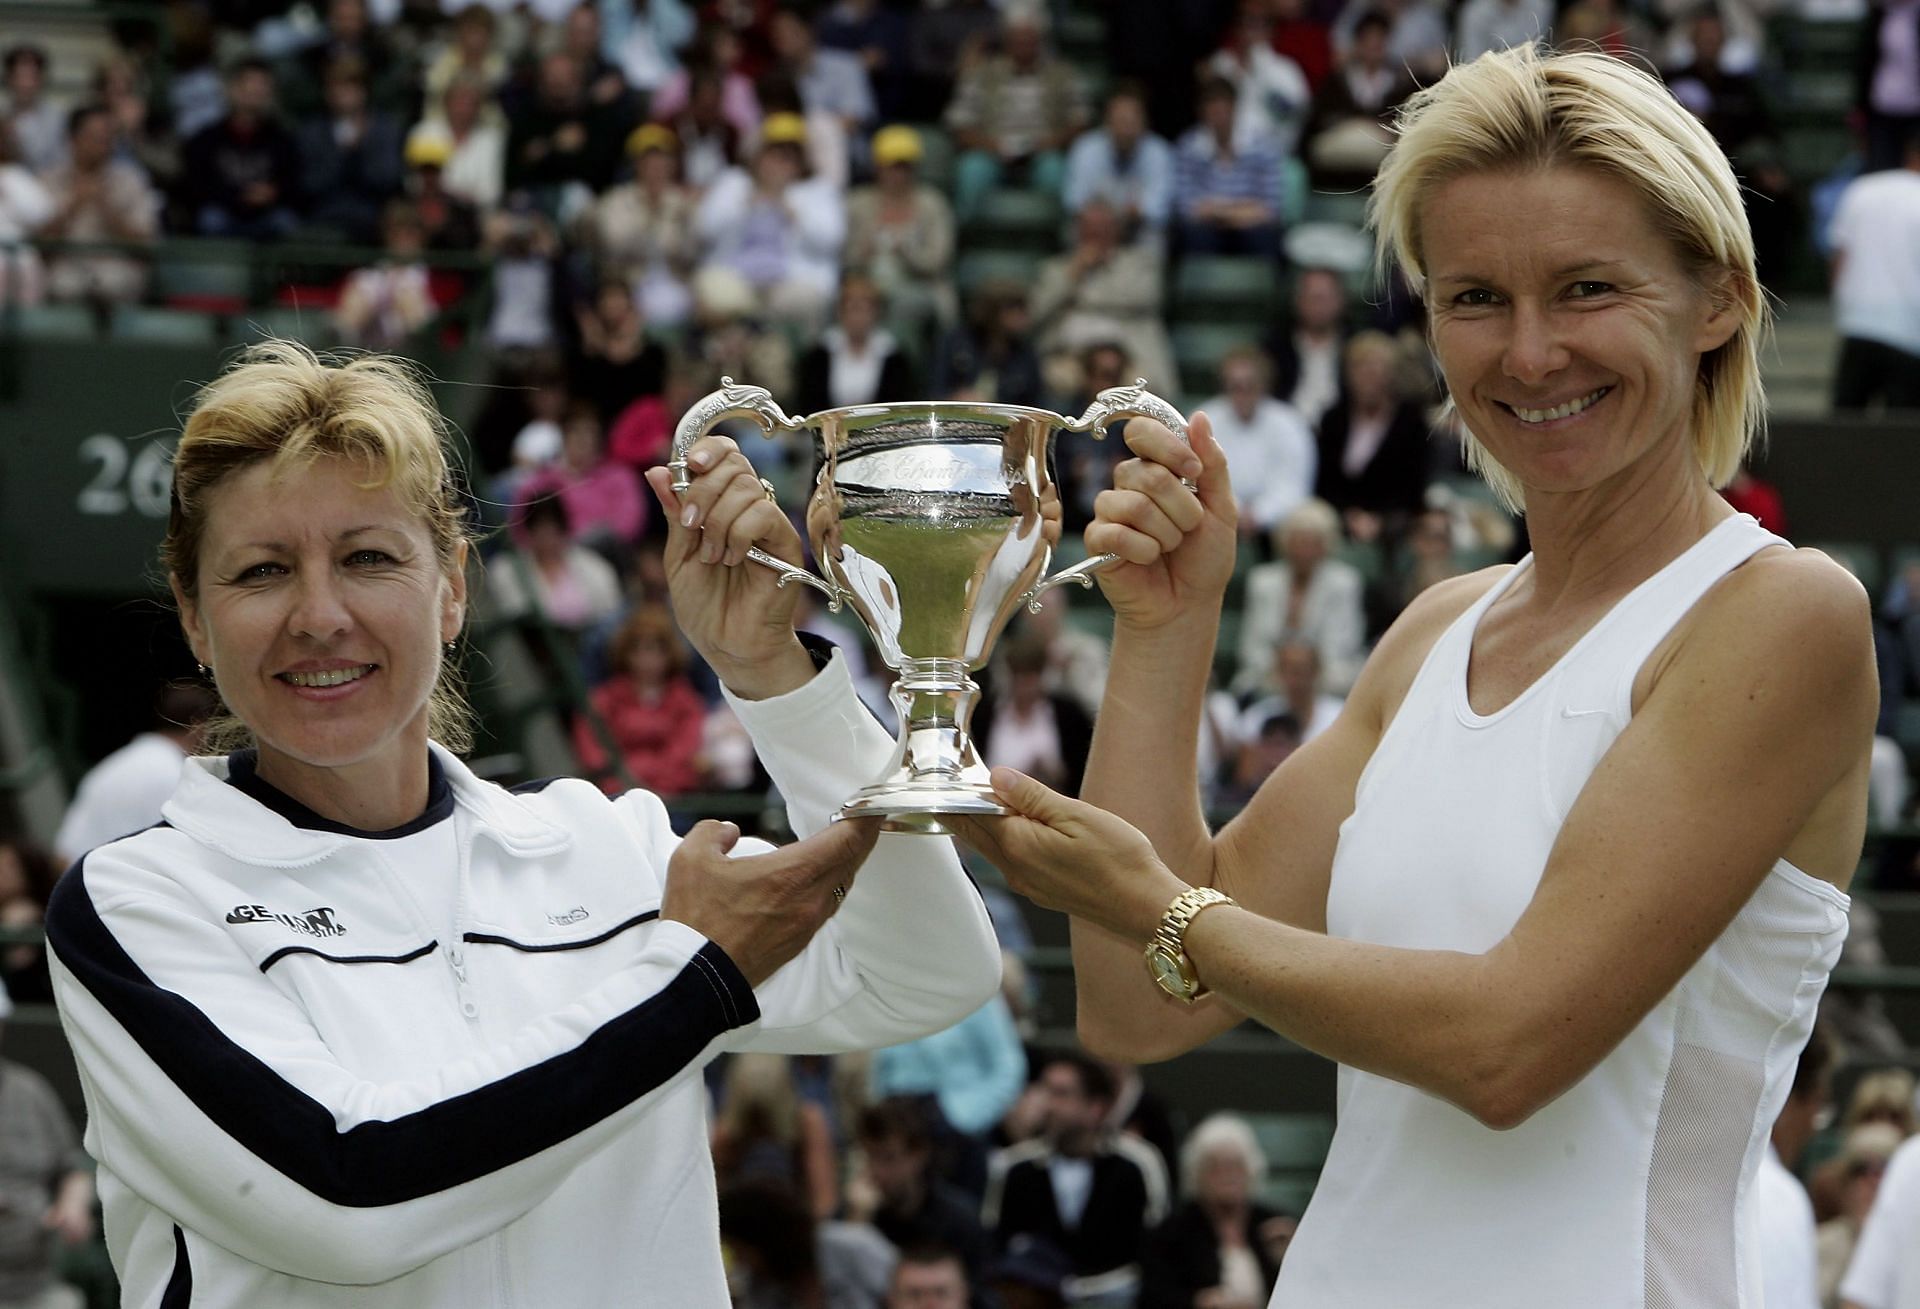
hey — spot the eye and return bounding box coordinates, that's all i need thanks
[237,562,286,581]
[346,549,396,567]
[1451,288,1499,307]
[1568,281,1614,299]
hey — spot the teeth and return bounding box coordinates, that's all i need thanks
[1513,387,1609,424]
[283,666,373,688]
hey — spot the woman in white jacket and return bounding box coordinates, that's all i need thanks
[46,340,1001,1307]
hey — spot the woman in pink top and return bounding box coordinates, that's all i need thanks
[575,605,710,797]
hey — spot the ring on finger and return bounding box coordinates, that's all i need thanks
[831,884,846,902]
[760,477,779,506]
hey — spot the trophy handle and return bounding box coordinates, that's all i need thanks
[668,378,848,612]
[1022,379,1193,612]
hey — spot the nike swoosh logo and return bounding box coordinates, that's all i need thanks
[1562,706,1610,719]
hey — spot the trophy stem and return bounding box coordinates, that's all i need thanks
[838,658,1007,834]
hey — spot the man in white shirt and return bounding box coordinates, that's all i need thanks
[1830,127,1920,410]
[1200,346,1317,540]
[1759,1026,1831,1309]
[54,684,216,864]
[1842,1133,1920,1309]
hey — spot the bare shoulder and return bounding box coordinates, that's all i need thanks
[1348,565,1512,729]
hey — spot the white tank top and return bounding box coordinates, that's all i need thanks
[1272,514,1850,1309]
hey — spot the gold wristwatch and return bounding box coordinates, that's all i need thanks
[1144,887,1235,1003]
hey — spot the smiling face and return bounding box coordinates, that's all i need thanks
[173,457,465,790]
[1423,166,1737,506]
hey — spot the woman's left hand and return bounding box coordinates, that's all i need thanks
[947,768,1188,942]
[645,437,816,700]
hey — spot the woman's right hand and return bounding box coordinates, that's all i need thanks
[660,818,882,987]
[1086,410,1238,632]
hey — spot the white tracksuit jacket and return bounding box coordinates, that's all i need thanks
[46,653,1003,1308]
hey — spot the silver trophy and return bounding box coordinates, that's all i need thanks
[670,378,1189,833]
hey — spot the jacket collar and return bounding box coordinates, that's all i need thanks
[162,744,572,868]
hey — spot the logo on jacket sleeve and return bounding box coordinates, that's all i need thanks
[226,904,347,937]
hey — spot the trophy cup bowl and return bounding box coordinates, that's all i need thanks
[670,378,1188,833]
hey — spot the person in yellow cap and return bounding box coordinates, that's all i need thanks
[845,124,957,345]
[399,124,480,252]
[580,122,698,326]
[692,109,846,329]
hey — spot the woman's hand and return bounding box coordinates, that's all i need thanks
[1086,411,1238,632]
[661,817,883,988]
[645,438,816,699]
[947,768,1187,943]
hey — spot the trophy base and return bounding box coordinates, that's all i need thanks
[837,779,1008,835]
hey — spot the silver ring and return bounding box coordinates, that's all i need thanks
[830,884,846,902]
[760,477,779,505]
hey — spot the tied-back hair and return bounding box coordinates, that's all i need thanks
[165,339,478,753]
[1369,44,1768,512]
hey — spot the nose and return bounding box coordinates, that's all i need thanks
[1501,300,1571,387]
[287,567,353,642]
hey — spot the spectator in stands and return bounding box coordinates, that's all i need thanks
[1269,0,1335,92]
[54,684,216,867]
[1759,1025,1832,1309]
[1313,330,1432,539]
[1064,84,1176,247]
[558,3,641,116]
[487,494,624,632]
[1817,1123,1901,1307]
[180,58,301,240]
[1654,0,1768,71]
[527,401,649,557]
[297,56,406,245]
[0,978,94,1309]
[797,272,918,414]
[1017,588,1109,720]
[333,199,438,349]
[685,263,798,400]
[1455,0,1553,60]
[660,59,748,189]
[573,603,709,797]
[761,68,852,191]
[931,277,1048,408]
[572,277,668,423]
[396,131,481,253]
[2,45,64,177]
[906,0,1001,123]
[1305,11,1416,190]
[714,1052,842,1222]
[844,125,957,343]
[1332,0,1451,79]
[582,124,696,326]
[720,1177,898,1309]
[162,10,224,143]
[1055,340,1139,530]
[851,1102,994,1293]
[0,120,50,303]
[1140,1114,1291,1309]
[602,0,698,98]
[1839,1127,1920,1306]
[423,7,508,106]
[92,54,178,195]
[410,74,506,213]
[1208,0,1315,159]
[39,105,159,306]
[885,1243,971,1309]
[1554,0,1656,60]
[481,206,567,352]
[870,994,1029,1191]
[1225,704,1303,804]
[1200,346,1318,541]
[977,633,1095,798]
[1099,1060,1180,1190]
[286,0,408,120]
[506,50,625,205]
[770,10,876,145]
[984,1051,1170,1304]
[1241,639,1347,748]
[945,7,1088,225]
[1234,497,1367,695]
[1031,198,1177,397]
[1856,0,1920,173]
[816,0,914,123]
[1829,126,1920,411]
[1665,10,1796,285]
[1174,78,1286,260]
[1389,504,1470,613]
[694,112,845,331]
[985,1234,1073,1309]
[1265,267,1350,431]
[0,837,57,1004]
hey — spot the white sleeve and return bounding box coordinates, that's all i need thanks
[720,650,1002,1052]
[47,859,756,1286]
[1839,1136,1920,1309]
[1828,183,1863,256]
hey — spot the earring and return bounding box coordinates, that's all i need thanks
[444,641,457,657]
[196,663,211,679]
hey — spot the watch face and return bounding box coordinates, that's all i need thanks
[1146,945,1192,997]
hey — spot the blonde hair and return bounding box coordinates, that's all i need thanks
[166,340,477,753]
[1370,44,1767,511]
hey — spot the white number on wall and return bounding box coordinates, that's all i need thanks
[76,435,174,517]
